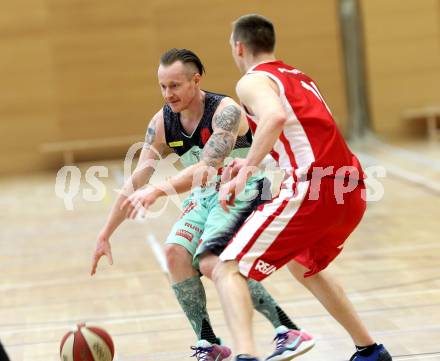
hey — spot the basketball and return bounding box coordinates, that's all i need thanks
[60,323,114,361]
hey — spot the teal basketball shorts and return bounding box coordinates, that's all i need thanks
[165,177,269,268]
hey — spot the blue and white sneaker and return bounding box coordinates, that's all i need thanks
[191,339,232,361]
[265,326,315,360]
[349,344,392,361]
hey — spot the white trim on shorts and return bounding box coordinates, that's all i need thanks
[219,178,310,277]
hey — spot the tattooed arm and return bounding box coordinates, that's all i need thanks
[200,101,243,168]
[114,99,247,227]
[143,99,245,198]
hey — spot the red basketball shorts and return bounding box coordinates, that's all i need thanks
[219,176,366,280]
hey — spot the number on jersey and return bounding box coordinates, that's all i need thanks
[300,80,332,114]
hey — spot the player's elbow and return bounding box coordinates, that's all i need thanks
[261,108,287,127]
[128,172,146,191]
[271,113,287,128]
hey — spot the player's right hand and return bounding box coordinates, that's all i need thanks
[91,234,114,276]
[219,178,238,212]
[221,158,245,184]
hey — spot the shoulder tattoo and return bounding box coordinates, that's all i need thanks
[144,119,157,148]
[213,104,241,133]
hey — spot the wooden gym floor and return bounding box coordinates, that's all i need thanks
[0,141,439,361]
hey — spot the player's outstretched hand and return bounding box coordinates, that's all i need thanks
[91,234,113,276]
[120,187,159,220]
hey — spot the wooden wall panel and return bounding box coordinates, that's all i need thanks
[152,0,347,131]
[48,0,159,140]
[361,0,440,138]
[0,0,59,173]
[0,0,347,174]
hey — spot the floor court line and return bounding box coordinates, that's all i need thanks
[274,275,440,295]
[342,242,440,257]
[1,236,168,292]
[0,270,163,291]
[392,353,440,360]
[278,288,440,307]
[360,137,440,172]
[5,324,440,351]
[2,300,440,338]
[2,287,439,328]
[2,241,438,290]
[3,287,439,328]
[145,234,168,275]
[357,152,440,195]
[2,281,439,320]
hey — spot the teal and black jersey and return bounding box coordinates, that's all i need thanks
[163,91,253,168]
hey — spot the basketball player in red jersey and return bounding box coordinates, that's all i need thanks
[210,14,392,361]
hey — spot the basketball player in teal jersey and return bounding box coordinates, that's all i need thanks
[91,48,314,361]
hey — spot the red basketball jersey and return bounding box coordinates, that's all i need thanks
[245,60,363,180]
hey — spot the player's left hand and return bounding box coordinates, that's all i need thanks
[91,233,113,276]
[120,186,160,219]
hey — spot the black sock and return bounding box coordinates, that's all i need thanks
[200,319,219,344]
[247,279,299,330]
[0,342,10,361]
[172,276,219,344]
[356,343,377,357]
[276,306,300,330]
[236,354,257,360]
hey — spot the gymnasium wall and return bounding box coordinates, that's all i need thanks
[0,0,347,174]
[360,0,440,139]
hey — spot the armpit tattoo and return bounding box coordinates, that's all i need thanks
[213,104,241,132]
[201,132,235,167]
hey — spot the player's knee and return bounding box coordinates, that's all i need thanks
[165,244,193,273]
[287,260,308,284]
[198,253,219,280]
[198,259,213,279]
[211,259,239,284]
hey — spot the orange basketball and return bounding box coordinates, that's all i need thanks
[60,323,115,361]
